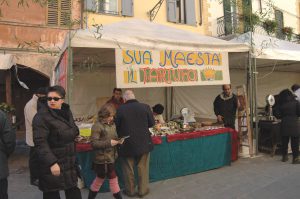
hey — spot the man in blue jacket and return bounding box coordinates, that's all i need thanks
[0,110,16,199]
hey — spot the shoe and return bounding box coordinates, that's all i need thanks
[113,191,122,199]
[30,179,39,186]
[138,189,149,198]
[292,157,300,164]
[88,190,98,199]
[122,190,136,198]
[282,155,289,162]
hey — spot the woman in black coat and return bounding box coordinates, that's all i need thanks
[32,86,82,199]
[278,89,300,164]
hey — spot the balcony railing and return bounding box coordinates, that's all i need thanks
[217,12,300,43]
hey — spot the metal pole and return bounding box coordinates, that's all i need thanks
[254,58,259,155]
[248,51,254,157]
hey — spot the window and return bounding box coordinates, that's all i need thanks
[85,0,133,16]
[47,0,71,27]
[98,0,118,15]
[275,10,284,39]
[167,0,196,25]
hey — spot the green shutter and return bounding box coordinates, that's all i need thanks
[185,0,196,26]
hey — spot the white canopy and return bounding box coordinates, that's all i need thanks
[230,32,300,61]
[0,54,15,70]
[68,19,249,52]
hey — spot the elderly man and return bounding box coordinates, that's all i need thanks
[115,90,155,198]
[213,84,238,129]
[0,110,16,199]
[24,87,47,186]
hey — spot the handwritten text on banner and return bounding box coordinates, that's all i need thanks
[116,49,230,88]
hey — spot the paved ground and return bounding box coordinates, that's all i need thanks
[7,142,300,199]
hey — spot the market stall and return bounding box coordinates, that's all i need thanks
[53,19,249,190]
[76,128,238,191]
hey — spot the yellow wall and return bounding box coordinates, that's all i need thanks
[84,0,211,35]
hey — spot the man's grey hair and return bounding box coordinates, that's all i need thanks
[123,90,136,101]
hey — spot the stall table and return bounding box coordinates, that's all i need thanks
[76,128,238,192]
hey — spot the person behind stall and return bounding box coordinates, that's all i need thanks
[106,88,124,109]
[277,89,300,164]
[115,90,155,198]
[0,110,16,199]
[24,87,47,186]
[88,103,123,199]
[32,85,82,199]
[152,104,165,124]
[213,84,238,129]
[291,84,300,102]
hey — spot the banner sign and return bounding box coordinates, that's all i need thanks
[55,50,68,90]
[116,49,230,88]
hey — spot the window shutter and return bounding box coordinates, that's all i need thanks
[185,0,196,25]
[85,0,96,12]
[60,0,71,26]
[122,0,133,16]
[47,0,59,25]
[167,0,177,23]
[275,10,284,39]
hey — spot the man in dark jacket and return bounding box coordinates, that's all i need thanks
[213,84,238,129]
[0,110,16,199]
[106,88,124,110]
[115,90,155,198]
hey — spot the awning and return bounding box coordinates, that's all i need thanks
[0,54,15,70]
[230,32,300,61]
[66,19,249,52]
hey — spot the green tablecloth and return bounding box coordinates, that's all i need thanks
[77,132,231,192]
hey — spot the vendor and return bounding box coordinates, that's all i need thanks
[106,88,124,109]
[152,104,165,124]
[213,84,238,129]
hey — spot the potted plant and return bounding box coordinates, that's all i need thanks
[282,26,293,41]
[262,19,277,35]
[0,102,15,113]
[243,13,261,31]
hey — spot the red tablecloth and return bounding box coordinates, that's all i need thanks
[166,128,238,161]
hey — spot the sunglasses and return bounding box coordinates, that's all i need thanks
[47,97,63,101]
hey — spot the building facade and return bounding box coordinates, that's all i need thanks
[209,0,300,41]
[83,0,212,35]
[0,0,81,129]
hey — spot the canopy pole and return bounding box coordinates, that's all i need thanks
[248,51,254,157]
[253,58,259,155]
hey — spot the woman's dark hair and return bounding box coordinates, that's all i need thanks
[47,85,66,98]
[98,103,116,122]
[152,104,164,114]
[278,89,295,105]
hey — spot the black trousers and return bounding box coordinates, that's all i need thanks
[282,136,299,158]
[43,187,82,199]
[29,146,39,182]
[0,178,8,199]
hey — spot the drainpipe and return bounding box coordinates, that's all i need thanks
[199,0,202,25]
[259,0,262,13]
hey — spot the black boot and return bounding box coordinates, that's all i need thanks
[282,155,289,162]
[88,190,98,199]
[292,157,300,164]
[113,192,122,199]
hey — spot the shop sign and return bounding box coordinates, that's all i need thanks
[116,49,230,88]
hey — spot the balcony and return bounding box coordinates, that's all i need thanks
[217,12,300,43]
